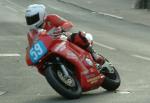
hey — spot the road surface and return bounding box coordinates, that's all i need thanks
[0,0,150,103]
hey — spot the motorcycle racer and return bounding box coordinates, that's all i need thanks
[25,4,105,66]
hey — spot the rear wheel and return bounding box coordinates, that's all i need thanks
[101,60,121,91]
[44,63,82,99]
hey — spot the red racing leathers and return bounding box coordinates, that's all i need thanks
[43,14,73,32]
[27,14,73,47]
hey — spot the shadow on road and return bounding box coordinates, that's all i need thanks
[24,91,114,103]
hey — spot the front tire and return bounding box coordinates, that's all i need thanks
[44,65,82,99]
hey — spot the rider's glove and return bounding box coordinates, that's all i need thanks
[38,29,47,35]
[53,27,64,35]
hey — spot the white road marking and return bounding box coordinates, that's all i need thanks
[98,12,123,20]
[0,54,21,57]
[94,41,116,50]
[5,6,18,13]
[115,90,131,94]
[132,54,150,61]
[0,91,7,96]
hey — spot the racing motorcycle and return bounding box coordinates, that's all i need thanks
[25,30,121,99]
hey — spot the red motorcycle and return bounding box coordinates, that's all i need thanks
[26,31,120,99]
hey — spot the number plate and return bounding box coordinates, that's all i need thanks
[29,40,48,64]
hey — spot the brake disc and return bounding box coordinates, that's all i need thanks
[57,70,76,87]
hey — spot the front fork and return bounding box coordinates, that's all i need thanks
[55,57,76,87]
[56,57,70,76]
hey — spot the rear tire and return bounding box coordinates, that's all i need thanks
[101,60,121,91]
[44,65,82,99]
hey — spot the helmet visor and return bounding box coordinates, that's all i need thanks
[26,13,40,25]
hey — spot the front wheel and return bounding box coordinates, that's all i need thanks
[100,60,121,91]
[44,64,82,99]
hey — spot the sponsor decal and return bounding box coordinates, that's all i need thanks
[54,42,66,52]
[87,75,101,84]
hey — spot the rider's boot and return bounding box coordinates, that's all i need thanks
[87,46,105,66]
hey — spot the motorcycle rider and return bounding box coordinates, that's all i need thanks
[25,4,105,65]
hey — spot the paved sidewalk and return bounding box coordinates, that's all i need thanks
[59,0,150,26]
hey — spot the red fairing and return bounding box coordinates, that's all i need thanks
[44,39,105,91]
[26,30,37,65]
[25,48,32,66]
[26,33,105,91]
[26,33,53,66]
[27,29,38,48]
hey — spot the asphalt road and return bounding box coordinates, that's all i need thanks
[0,0,150,103]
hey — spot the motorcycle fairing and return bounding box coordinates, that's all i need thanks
[29,40,48,64]
[26,35,53,65]
[49,40,105,91]
[26,35,105,91]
